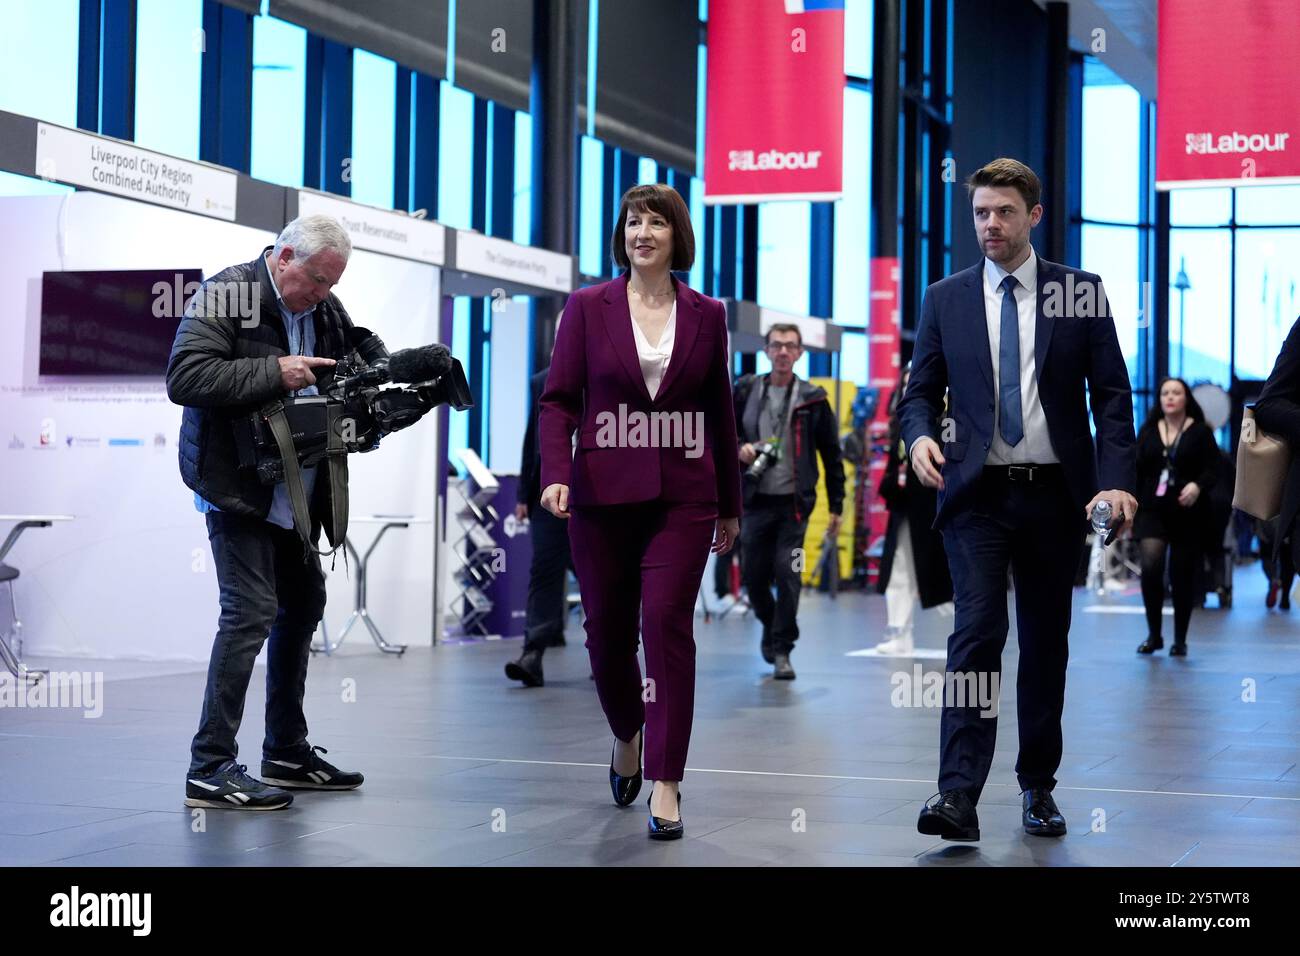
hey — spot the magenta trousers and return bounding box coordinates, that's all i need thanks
[567,499,717,781]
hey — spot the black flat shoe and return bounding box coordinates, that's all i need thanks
[609,728,644,807]
[648,790,683,840]
[917,789,979,841]
[1137,635,1164,654]
[504,648,544,687]
[1169,642,1187,657]
[1022,787,1067,837]
[760,625,775,665]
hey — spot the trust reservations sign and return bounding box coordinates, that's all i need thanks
[703,0,845,204]
[1156,0,1300,189]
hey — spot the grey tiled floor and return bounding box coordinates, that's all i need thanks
[2,562,1298,866]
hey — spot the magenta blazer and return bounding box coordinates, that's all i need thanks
[539,273,742,518]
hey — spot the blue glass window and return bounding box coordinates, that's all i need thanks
[0,0,79,126]
[1168,229,1232,388]
[349,49,397,208]
[1234,229,1300,381]
[578,135,605,276]
[438,81,475,229]
[1081,62,1140,225]
[514,110,533,245]
[134,0,203,160]
[834,87,871,330]
[250,16,306,188]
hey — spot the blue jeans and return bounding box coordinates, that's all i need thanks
[189,510,327,776]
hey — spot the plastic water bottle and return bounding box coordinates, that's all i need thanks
[1091,499,1113,538]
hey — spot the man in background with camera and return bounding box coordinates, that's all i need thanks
[166,215,369,810]
[735,324,846,679]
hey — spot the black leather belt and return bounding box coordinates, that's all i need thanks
[983,463,1062,483]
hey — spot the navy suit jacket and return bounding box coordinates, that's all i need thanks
[897,254,1137,530]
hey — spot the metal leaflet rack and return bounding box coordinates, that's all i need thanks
[451,450,500,637]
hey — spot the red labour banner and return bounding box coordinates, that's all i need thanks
[1156,0,1300,189]
[704,0,845,204]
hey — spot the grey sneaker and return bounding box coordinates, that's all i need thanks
[773,653,796,680]
[184,760,293,810]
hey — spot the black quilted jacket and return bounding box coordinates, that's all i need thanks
[165,248,363,540]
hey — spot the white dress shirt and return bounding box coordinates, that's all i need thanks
[631,300,676,400]
[984,248,1058,465]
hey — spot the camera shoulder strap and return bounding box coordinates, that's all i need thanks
[262,400,350,564]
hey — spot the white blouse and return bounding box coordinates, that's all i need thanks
[630,300,676,400]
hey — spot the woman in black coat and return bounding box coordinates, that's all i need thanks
[1134,377,1219,656]
[874,365,953,655]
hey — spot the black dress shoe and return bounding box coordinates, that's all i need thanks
[1169,642,1187,657]
[504,648,544,687]
[609,728,644,807]
[647,790,683,840]
[1137,635,1164,654]
[917,789,979,841]
[1022,787,1067,837]
[761,625,775,664]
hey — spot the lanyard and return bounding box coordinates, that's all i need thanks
[760,374,794,438]
[1160,418,1189,464]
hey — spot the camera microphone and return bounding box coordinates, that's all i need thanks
[386,343,453,384]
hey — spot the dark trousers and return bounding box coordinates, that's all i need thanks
[938,467,1084,804]
[1258,517,1295,587]
[568,500,716,781]
[189,511,327,776]
[523,505,573,652]
[740,494,808,654]
[1139,535,1200,645]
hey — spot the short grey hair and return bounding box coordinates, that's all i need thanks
[273,214,352,262]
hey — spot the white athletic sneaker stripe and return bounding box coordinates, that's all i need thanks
[267,759,304,770]
[188,779,221,792]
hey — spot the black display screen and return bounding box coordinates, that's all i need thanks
[39,269,203,376]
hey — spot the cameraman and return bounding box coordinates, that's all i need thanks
[167,215,368,810]
[735,324,846,679]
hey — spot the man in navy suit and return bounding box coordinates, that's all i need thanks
[898,158,1138,841]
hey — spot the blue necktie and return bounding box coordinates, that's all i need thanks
[998,274,1024,447]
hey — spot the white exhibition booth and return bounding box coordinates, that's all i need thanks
[0,112,573,663]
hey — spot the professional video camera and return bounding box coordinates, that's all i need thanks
[234,327,472,485]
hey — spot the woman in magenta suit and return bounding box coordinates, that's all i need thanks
[538,184,742,840]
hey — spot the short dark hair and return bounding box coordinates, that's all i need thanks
[611,184,695,271]
[965,158,1042,212]
[765,323,802,346]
